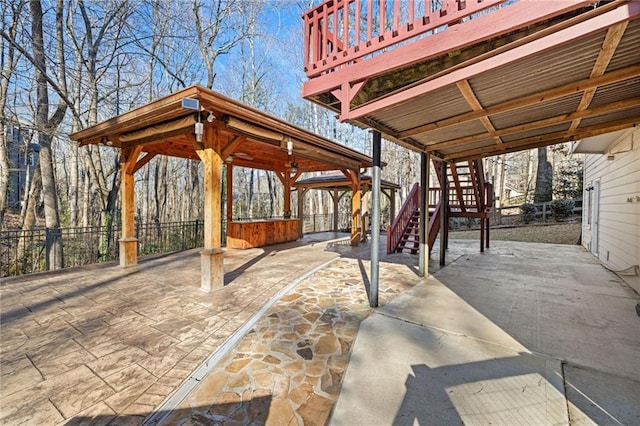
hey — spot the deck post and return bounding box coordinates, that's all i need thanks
[198,128,224,292]
[440,161,448,266]
[370,130,381,308]
[119,146,140,267]
[419,152,429,277]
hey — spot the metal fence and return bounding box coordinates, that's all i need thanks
[1,214,359,278]
[302,213,351,234]
[1,220,204,278]
[492,198,583,226]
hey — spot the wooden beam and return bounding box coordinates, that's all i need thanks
[569,20,628,131]
[119,146,138,267]
[351,171,361,246]
[427,96,640,151]
[226,164,233,222]
[199,127,224,292]
[133,152,157,173]
[221,135,246,160]
[400,64,640,139]
[456,79,502,145]
[444,116,640,161]
[124,145,143,175]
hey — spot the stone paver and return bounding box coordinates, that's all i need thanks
[161,253,419,425]
[1,233,372,425]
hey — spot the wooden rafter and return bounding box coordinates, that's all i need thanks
[456,80,502,145]
[221,135,246,160]
[399,64,640,139]
[427,97,640,152]
[569,20,629,131]
[444,116,639,161]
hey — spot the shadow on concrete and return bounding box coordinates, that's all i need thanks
[394,354,564,425]
[64,395,273,425]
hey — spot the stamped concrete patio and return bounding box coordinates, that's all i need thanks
[1,234,639,425]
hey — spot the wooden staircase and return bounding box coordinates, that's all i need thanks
[387,159,493,254]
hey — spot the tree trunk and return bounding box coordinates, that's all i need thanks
[30,0,66,269]
[0,126,9,228]
[534,147,553,203]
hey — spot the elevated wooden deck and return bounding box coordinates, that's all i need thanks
[302,0,640,161]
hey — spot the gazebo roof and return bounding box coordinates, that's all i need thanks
[294,172,401,191]
[69,85,373,173]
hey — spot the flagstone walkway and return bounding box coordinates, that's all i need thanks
[0,233,421,425]
[157,255,419,425]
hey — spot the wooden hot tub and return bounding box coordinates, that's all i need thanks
[226,219,299,249]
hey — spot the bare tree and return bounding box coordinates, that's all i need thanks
[0,0,27,228]
[193,0,251,89]
[28,0,69,268]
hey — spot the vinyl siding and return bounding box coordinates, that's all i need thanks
[581,128,640,294]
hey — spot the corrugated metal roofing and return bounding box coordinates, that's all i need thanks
[471,31,605,107]
[304,0,640,162]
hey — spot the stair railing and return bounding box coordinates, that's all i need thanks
[387,182,420,254]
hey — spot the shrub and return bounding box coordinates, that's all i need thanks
[551,199,575,221]
[520,203,537,223]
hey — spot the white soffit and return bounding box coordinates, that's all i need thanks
[572,128,635,154]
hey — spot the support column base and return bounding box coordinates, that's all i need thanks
[119,238,138,267]
[200,248,225,292]
[350,228,362,246]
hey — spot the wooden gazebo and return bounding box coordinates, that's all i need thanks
[70,85,373,291]
[294,172,401,236]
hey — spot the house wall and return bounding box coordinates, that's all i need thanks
[581,128,640,293]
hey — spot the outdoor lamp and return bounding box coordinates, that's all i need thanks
[195,122,204,142]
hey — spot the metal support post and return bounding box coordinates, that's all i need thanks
[370,131,381,307]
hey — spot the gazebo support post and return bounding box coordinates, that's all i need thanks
[361,190,370,241]
[283,173,292,219]
[226,164,233,224]
[347,170,362,245]
[198,128,224,292]
[332,189,339,232]
[390,188,396,226]
[119,145,141,267]
[297,188,307,238]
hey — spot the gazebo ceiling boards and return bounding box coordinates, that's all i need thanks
[301,0,640,162]
[71,85,373,173]
[70,85,376,292]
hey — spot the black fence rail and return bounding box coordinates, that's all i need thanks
[302,213,352,234]
[136,221,204,256]
[1,220,204,278]
[0,228,47,277]
[1,213,365,278]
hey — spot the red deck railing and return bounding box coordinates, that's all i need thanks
[387,182,420,254]
[303,0,513,77]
